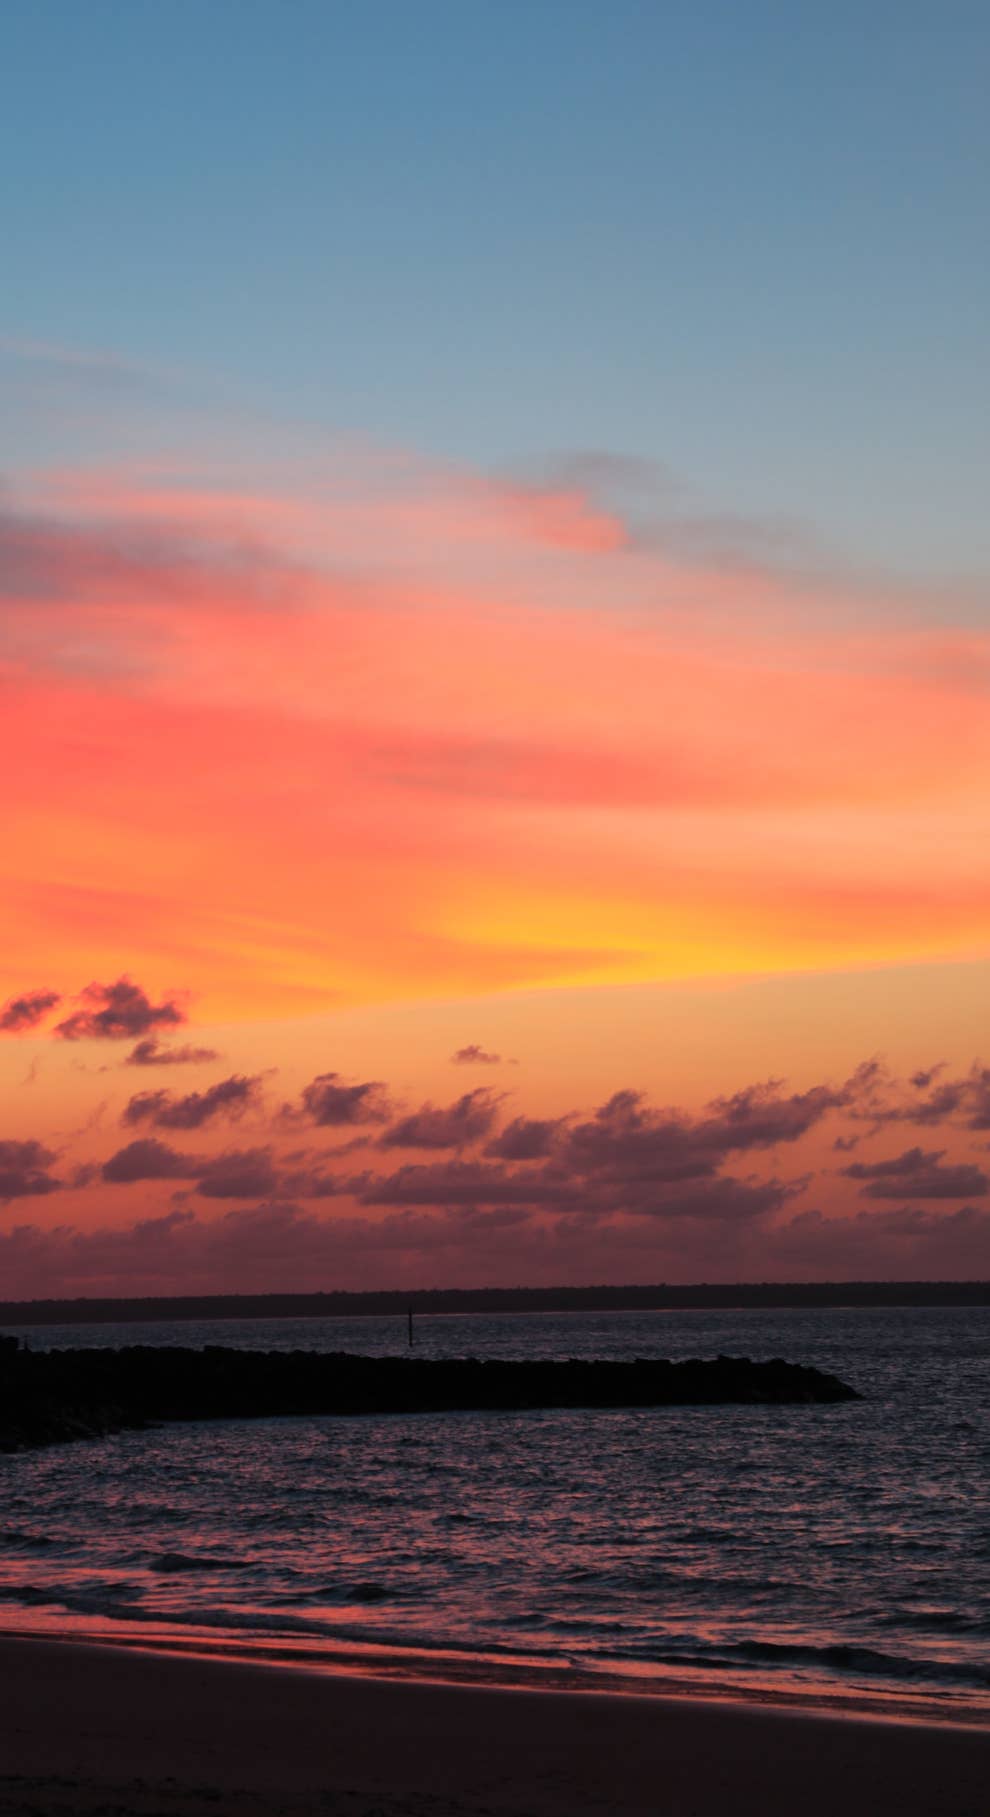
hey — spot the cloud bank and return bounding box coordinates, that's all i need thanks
[0,1045,986,1292]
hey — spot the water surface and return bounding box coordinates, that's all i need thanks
[1,1307,986,1720]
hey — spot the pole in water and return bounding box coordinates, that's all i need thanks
[408,1306,414,1346]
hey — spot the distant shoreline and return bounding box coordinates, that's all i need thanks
[0,1280,987,1323]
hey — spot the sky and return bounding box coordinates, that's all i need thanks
[1,2,988,1296]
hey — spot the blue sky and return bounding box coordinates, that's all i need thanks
[3,0,989,577]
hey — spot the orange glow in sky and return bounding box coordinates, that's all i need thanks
[2,435,989,1292]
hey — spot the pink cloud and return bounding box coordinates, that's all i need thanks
[3,441,990,1028]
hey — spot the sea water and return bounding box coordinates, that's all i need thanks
[0,1307,987,1719]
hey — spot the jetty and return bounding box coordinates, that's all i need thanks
[0,1342,858,1452]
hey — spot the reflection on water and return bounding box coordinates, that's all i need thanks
[0,1307,987,1719]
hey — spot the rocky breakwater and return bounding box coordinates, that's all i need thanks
[0,1342,859,1452]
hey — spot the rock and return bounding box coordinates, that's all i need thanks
[0,1346,859,1453]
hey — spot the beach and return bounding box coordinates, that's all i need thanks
[0,1636,986,1817]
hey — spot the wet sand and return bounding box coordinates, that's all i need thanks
[0,1635,986,1817]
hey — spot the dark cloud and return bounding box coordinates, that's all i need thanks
[632,1174,796,1222]
[910,1066,945,1092]
[122,1074,262,1131]
[0,989,61,1034]
[843,1145,940,1180]
[126,1038,221,1067]
[0,1200,549,1297]
[561,1093,724,1185]
[274,1160,344,1199]
[452,1044,502,1066]
[701,1080,847,1150]
[296,1072,392,1127]
[31,1052,990,1289]
[360,1159,551,1209]
[850,1062,990,1132]
[0,1187,985,1300]
[945,1067,990,1131]
[10,1187,985,1302]
[842,1146,989,1201]
[381,1089,502,1149]
[102,1138,199,1184]
[560,1080,843,1188]
[104,1142,273,1200]
[772,1204,990,1276]
[487,1115,564,1161]
[90,1068,857,1231]
[122,1090,185,1127]
[195,1149,280,1200]
[67,1161,102,1189]
[195,1147,344,1203]
[56,977,185,1042]
[891,1080,971,1126]
[0,1138,61,1201]
[356,1077,828,1226]
[580,1094,705,1173]
[359,1153,794,1226]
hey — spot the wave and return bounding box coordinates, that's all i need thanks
[1,1575,986,1696]
[611,1635,990,1691]
[148,1552,251,1573]
[881,1606,988,1636]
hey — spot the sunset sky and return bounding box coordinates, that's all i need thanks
[2,2,989,1294]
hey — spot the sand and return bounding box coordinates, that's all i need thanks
[0,1635,986,1817]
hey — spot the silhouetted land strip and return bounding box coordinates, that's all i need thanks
[0,1345,858,1451]
[0,1280,985,1325]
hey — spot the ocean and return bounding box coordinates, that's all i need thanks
[1,1306,987,1721]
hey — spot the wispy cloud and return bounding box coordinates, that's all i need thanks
[121,1074,263,1131]
[0,989,61,1034]
[126,1038,221,1067]
[3,405,989,1031]
[0,1138,62,1202]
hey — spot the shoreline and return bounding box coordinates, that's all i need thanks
[0,1633,987,1817]
[2,1617,988,1731]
